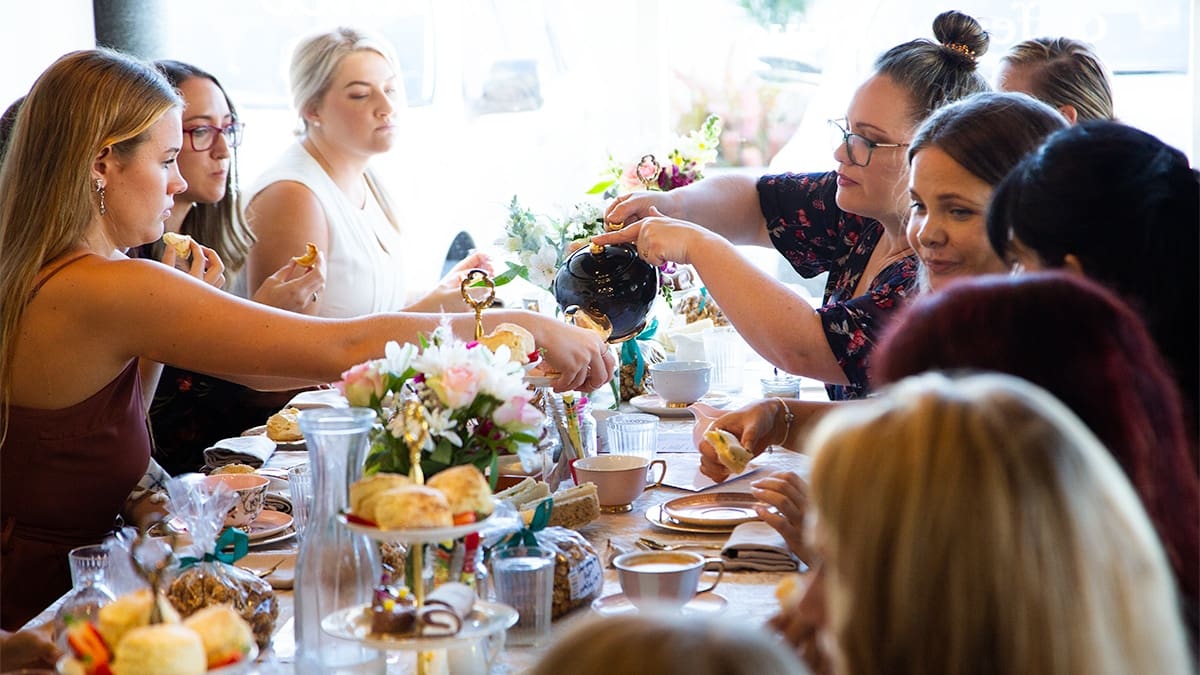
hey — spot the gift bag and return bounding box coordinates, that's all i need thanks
[618,319,666,401]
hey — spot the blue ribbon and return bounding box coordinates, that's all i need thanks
[620,318,659,385]
[179,527,250,569]
[498,499,553,550]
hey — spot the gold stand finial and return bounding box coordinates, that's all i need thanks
[636,154,662,190]
[459,268,496,340]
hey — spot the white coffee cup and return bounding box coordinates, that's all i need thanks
[573,455,666,513]
[646,361,712,408]
[613,550,724,610]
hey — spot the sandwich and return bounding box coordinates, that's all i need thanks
[478,322,537,365]
[292,242,319,267]
[705,427,754,475]
[521,482,600,529]
[426,465,494,520]
[162,232,193,260]
[494,477,551,508]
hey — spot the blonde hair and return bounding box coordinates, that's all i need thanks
[287,26,402,233]
[807,372,1190,675]
[0,50,180,417]
[531,611,808,675]
[1002,37,1114,122]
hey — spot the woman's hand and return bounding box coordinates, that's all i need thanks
[161,236,226,289]
[408,251,498,313]
[769,566,833,675]
[590,207,713,268]
[604,190,682,227]
[252,251,327,313]
[0,628,61,671]
[522,313,616,392]
[696,399,787,482]
[752,471,812,562]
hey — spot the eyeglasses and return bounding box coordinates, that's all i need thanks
[828,119,907,167]
[183,121,245,152]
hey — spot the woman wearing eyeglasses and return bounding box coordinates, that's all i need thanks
[597,11,990,400]
[130,60,325,474]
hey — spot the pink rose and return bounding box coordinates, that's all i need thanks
[430,364,481,409]
[336,362,387,407]
[495,395,543,428]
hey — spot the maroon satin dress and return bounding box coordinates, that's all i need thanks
[1,359,150,630]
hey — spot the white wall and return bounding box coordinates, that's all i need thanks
[0,2,94,109]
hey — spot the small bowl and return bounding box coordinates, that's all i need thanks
[203,474,270,528]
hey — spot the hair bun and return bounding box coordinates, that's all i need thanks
[932,10,989,65]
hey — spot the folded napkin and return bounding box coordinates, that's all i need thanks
[286,388,348,410]
[721,521,800,572]
[203,435,276,470]
[263,492,292,515]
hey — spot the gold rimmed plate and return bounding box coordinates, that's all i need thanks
[644,503,737,535]
[629,393,733,418]
[662,493,765,527]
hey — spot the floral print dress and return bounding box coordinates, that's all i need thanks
[758,171,917,400]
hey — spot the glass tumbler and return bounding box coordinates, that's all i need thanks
[53,545,117,648]
[490,547,555,646]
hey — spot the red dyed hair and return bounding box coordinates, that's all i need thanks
[873,272,1198,627]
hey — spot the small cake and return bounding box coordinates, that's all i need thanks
[369,587,417,635]
[111,624,206,675]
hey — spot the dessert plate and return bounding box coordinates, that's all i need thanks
[321,600,518,650]
[662,493,765,527]
[337,513,489,543]
[644,504,737,535]
[245,510,293,541]
[591,591,728,616]
[630,393,732,418]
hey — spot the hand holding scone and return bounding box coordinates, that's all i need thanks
[251,253,325,314]
[160,232,226,289]
[292,242,319,267]
[696,400,779,482]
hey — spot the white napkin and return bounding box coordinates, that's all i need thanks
[286,388,348,410]
[721,521,800,572]
[203,435,276,469]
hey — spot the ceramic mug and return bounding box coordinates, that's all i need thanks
[613,550,725,610]
[646,361,712,408]
[202,473,269,528]
[572,455,666,513]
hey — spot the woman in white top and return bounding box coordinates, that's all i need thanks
[246,26,489,318]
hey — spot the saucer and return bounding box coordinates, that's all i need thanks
[244,510,293,540]
[591,591,728,616]
[630,393,732,418]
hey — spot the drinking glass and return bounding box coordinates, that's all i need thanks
[607,413,659,462]
[490,547,555,646]
[287,463,313,537]
[53,545,117,648]
[703,326,745,393]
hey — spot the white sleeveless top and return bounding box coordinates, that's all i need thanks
[248,143,408,318]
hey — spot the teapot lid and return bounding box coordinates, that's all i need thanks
[564,242,643,279]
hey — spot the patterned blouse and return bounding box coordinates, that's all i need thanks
[758,171,918,400]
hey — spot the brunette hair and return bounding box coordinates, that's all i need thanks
[287,26,402,234]
[986,121,1199,428]
[907,91,1067,186]
[1001,37,1114,122]
[809,371,1192,674]
[154,60,253,273]
[531,611,808,675]
[0,95,25,165]
[872,272,1198,628]
[874,10,992,124]
[0,50,180,422]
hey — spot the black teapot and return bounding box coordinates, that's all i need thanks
[554,241,659,343]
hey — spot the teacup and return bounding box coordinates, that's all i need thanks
[646,361,712,408]
[572,455,666,513]
[203,473,269,528]
[613,550,725,609]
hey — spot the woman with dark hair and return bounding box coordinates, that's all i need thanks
[596,10,992,401]
[873,272,1198,634]
[987,121,1199,438]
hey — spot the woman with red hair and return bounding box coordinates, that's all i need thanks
[872,272,1198,634]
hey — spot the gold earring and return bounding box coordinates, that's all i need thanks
[95,178,106,216]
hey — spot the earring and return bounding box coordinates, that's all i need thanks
[95,179,106,216]
[313,120,321,128]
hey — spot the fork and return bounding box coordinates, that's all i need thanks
[241,558,285,579]
[637,537,724,551]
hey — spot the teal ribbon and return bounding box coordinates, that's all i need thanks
[179,527,250,569]
[499,499,553,549]
[619,318,659,385]
[697,287,709,312]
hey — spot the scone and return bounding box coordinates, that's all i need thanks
[111,624,206,675]
[373,485,453,529]
[266,408,303,442]
[162,232,193,260]
[426,465,494,518]
[183,604,255,669]
[349,472,412,521]
[292,242,319,266]
[97,589,181,649]
[478,323,536,364]
[705,428,754,474]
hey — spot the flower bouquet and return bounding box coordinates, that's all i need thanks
[335,323,544,484]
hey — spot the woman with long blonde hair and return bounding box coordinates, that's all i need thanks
[0,49,613,629]
[774,372,1191,674]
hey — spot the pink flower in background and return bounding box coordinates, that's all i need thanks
[430,364,482,409]
[495,394,541,428]
[337,361,387,407]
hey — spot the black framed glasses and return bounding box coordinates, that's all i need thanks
[183,121,245,152]
[828,119,907,167]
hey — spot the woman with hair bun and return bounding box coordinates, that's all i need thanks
[997,37,1114,123]
[597,10,991,400]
